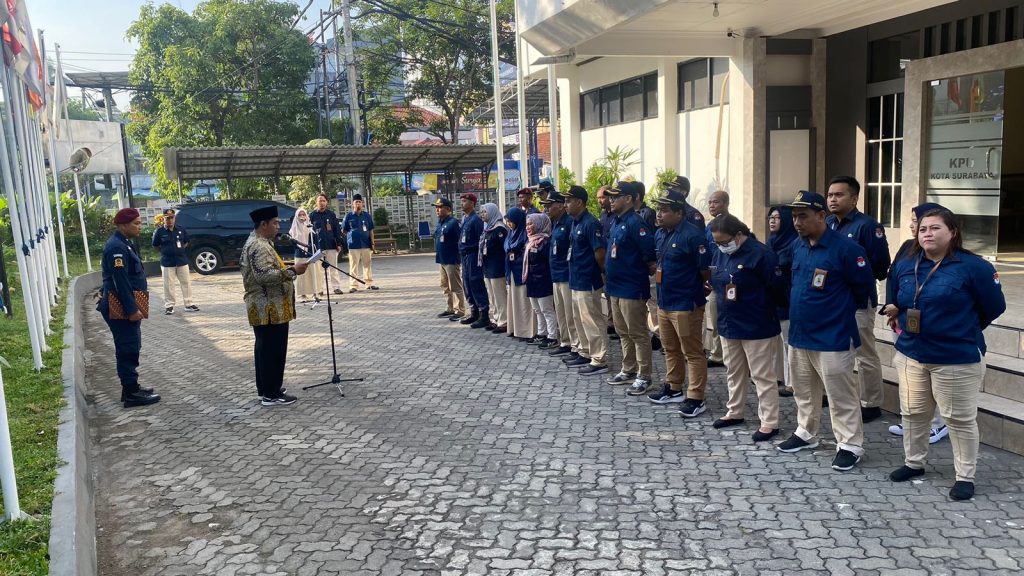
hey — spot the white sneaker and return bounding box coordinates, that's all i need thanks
[889,424,904,436]
[929,425,949,444]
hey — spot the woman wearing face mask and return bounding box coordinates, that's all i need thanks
[504,207,535,341]
[767,206,798,398]
[882,208,1004,500]
[708,214,783,442]
[523,212,558,347]
[289,208,320,301]
[479,203,509,333]
[883,203,950,444]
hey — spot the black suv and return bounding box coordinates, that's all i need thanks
[174,199,296,275]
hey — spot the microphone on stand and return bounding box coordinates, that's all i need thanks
[279,233,312,252]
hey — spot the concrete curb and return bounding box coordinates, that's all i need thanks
[49,261,161,576]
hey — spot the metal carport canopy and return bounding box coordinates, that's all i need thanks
[162,144,516,181]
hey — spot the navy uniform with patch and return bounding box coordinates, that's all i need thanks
[826,208,891,305]
[97,228,149,400]
[459,207,489,317]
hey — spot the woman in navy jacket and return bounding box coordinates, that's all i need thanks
[767,206,797,397]
[708,215,783,442]
[504,207,534,340]
[524,212,558,347]
[883,208,1005,500]
[479,203,508,332]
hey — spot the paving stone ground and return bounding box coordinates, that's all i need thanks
[84,254,1024,576]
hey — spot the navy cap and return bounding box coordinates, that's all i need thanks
[432,197,453,209]
[656,189,688,209]
[606,181,636,197]
[537,179,555,191]
[565,185,588,201]
[787,190,827,211]
[662,176,691,194]
[540,191,565,204]
[249,205,278,224]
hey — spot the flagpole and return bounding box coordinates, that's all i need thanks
[46,38,70,276]
[489,0,506,212]
[513,0,528,189]
[55,44,91,271]
[0,364,26,521]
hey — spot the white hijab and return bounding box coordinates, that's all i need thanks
[289,208,312,245]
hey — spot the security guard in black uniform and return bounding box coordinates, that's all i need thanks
[97,208,161,408]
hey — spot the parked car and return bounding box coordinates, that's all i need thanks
[174,199,296,275]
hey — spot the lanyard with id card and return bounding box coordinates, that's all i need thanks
[811,268,827,289]
[906,255,943,334]
[654,229,680,284]
[725,274,737,301]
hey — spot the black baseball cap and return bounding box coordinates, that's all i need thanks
[565,185,588,201]
[787,190,827,211]
[432,197,453,209]
[662,176,691,193]
[656,189,687,209]
[606,181,636,198]
[540,191,565,205]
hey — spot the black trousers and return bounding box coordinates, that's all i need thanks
[253,322,290,398]
[104,317,142,396]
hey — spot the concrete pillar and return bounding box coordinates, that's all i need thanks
[810,39,827,194]
[557,66,583,182]
[658,58,679,177]
[731,37,767,235]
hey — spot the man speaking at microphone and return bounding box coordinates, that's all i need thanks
[241,205,309,406]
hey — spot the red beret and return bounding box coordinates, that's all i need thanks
[113,208,141,224]
[460,192,478,203]
[517,187,533,196]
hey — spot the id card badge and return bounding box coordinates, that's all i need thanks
[725,283,737,301]
[176,239,182,249]
[566,247,572,261]
[510,253,515,262]
[905,309,921,333]
[362,223,368,232]
[811,268,828,290]
[655,268,663,284]
[327,223,332,232]
[483,244,488,256]
[553,244,558,256]
[462,234,467,243]
[611,242,618,259]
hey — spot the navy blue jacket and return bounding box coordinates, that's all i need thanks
[637,205,657,230]
[890,250,1005,364]
[434,215,460,265]
[549,213,573,283]
[151,226,190,267]
[605,210,656,299]
[827,208,891,306]
[525,238,554,298]
[98,231,148,318]
[459,212,485,278]
[684,201,706,229]
[481,227,507,279]
[767,206,798,322]
[655,222,709,312]
[341,211,374,250]
[506,242,526,285]
[599,209,614,238]
[710,237,782,341]
[788,228,875,351]
[568,212,605,292]
[309,208,345,251]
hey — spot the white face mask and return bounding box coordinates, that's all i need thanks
[718,240,739,255]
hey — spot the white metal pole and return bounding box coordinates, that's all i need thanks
[514,0,528,189]
[0,365,26,521]
[46,125,69,276]
[489,0,506,212]
[29,119,57,309]
[0,75,45,370]
[56,46,92,271]
[547,65,560,187]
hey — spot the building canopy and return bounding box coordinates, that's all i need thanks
[467,78,556,124]
[162,144,515,181]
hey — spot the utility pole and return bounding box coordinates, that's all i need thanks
[338,0,362,145]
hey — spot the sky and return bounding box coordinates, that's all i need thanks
[28,0,337,110]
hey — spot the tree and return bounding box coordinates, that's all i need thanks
[126,0,317,196]
[356,0,514,143]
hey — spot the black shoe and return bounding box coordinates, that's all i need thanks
[678,398,707,418]
[777,434,819,453]
[121,387,154,401]
[706,357,725,368]
[713,417,745,429]
[437,310,455,318]
[485,323,498,331]
[334,288,343,295]
[565,356,591,368]
[561,352,581,363]
[548,345,572,356]
[651,334,662,351]
[861,406,882,423]
[889,465,925,482]
[822,395,829,408]
[526,335,548,345]
[607,326,617,335]
[470,312,491,329]
[460,310,480,325]
[164,307,173,315]
[261,393,297,407]
[449,313,464,322]
[494,325,507,334]
[123,390,161,408]
[647,384,684,404]
[185,304,200,312]
[949,481,975,501]
[578,364,609,376]
[778,382,794,398]
[752,429,779,442]
[831,449,861,471]
[540,340,562,350]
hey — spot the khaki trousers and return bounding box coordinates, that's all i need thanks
[571,289,608,365]
[704,290,723,362]
[161,265,193,308]
[658,307,707,399]
[507,283,534,338]
[553,282,578,350]
[610,296,653,378]
[790,347,864,455]
[855,307,884,408]
[323,249,343,291]
[348,248,374,289]
[894,352,984,481]
[439,264,466,315]
[484,277,508,326]
[722,337,780,428]
[774,319,791,386]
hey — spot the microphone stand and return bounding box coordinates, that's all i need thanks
[293,236,365,396]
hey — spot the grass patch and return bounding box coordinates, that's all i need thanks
[0,247,92,576]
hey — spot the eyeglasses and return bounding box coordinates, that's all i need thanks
[767,215,780,221]
[714,236,735,247]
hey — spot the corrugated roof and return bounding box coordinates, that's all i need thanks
[466,78,557,124]
[162,144,515,181]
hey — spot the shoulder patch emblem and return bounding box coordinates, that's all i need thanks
[114,258,124,268]
[698,245,707,254]
[994,272,1000,284]
[875,227,885,238]
[856,256,866,267]
[639,228,647,236]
